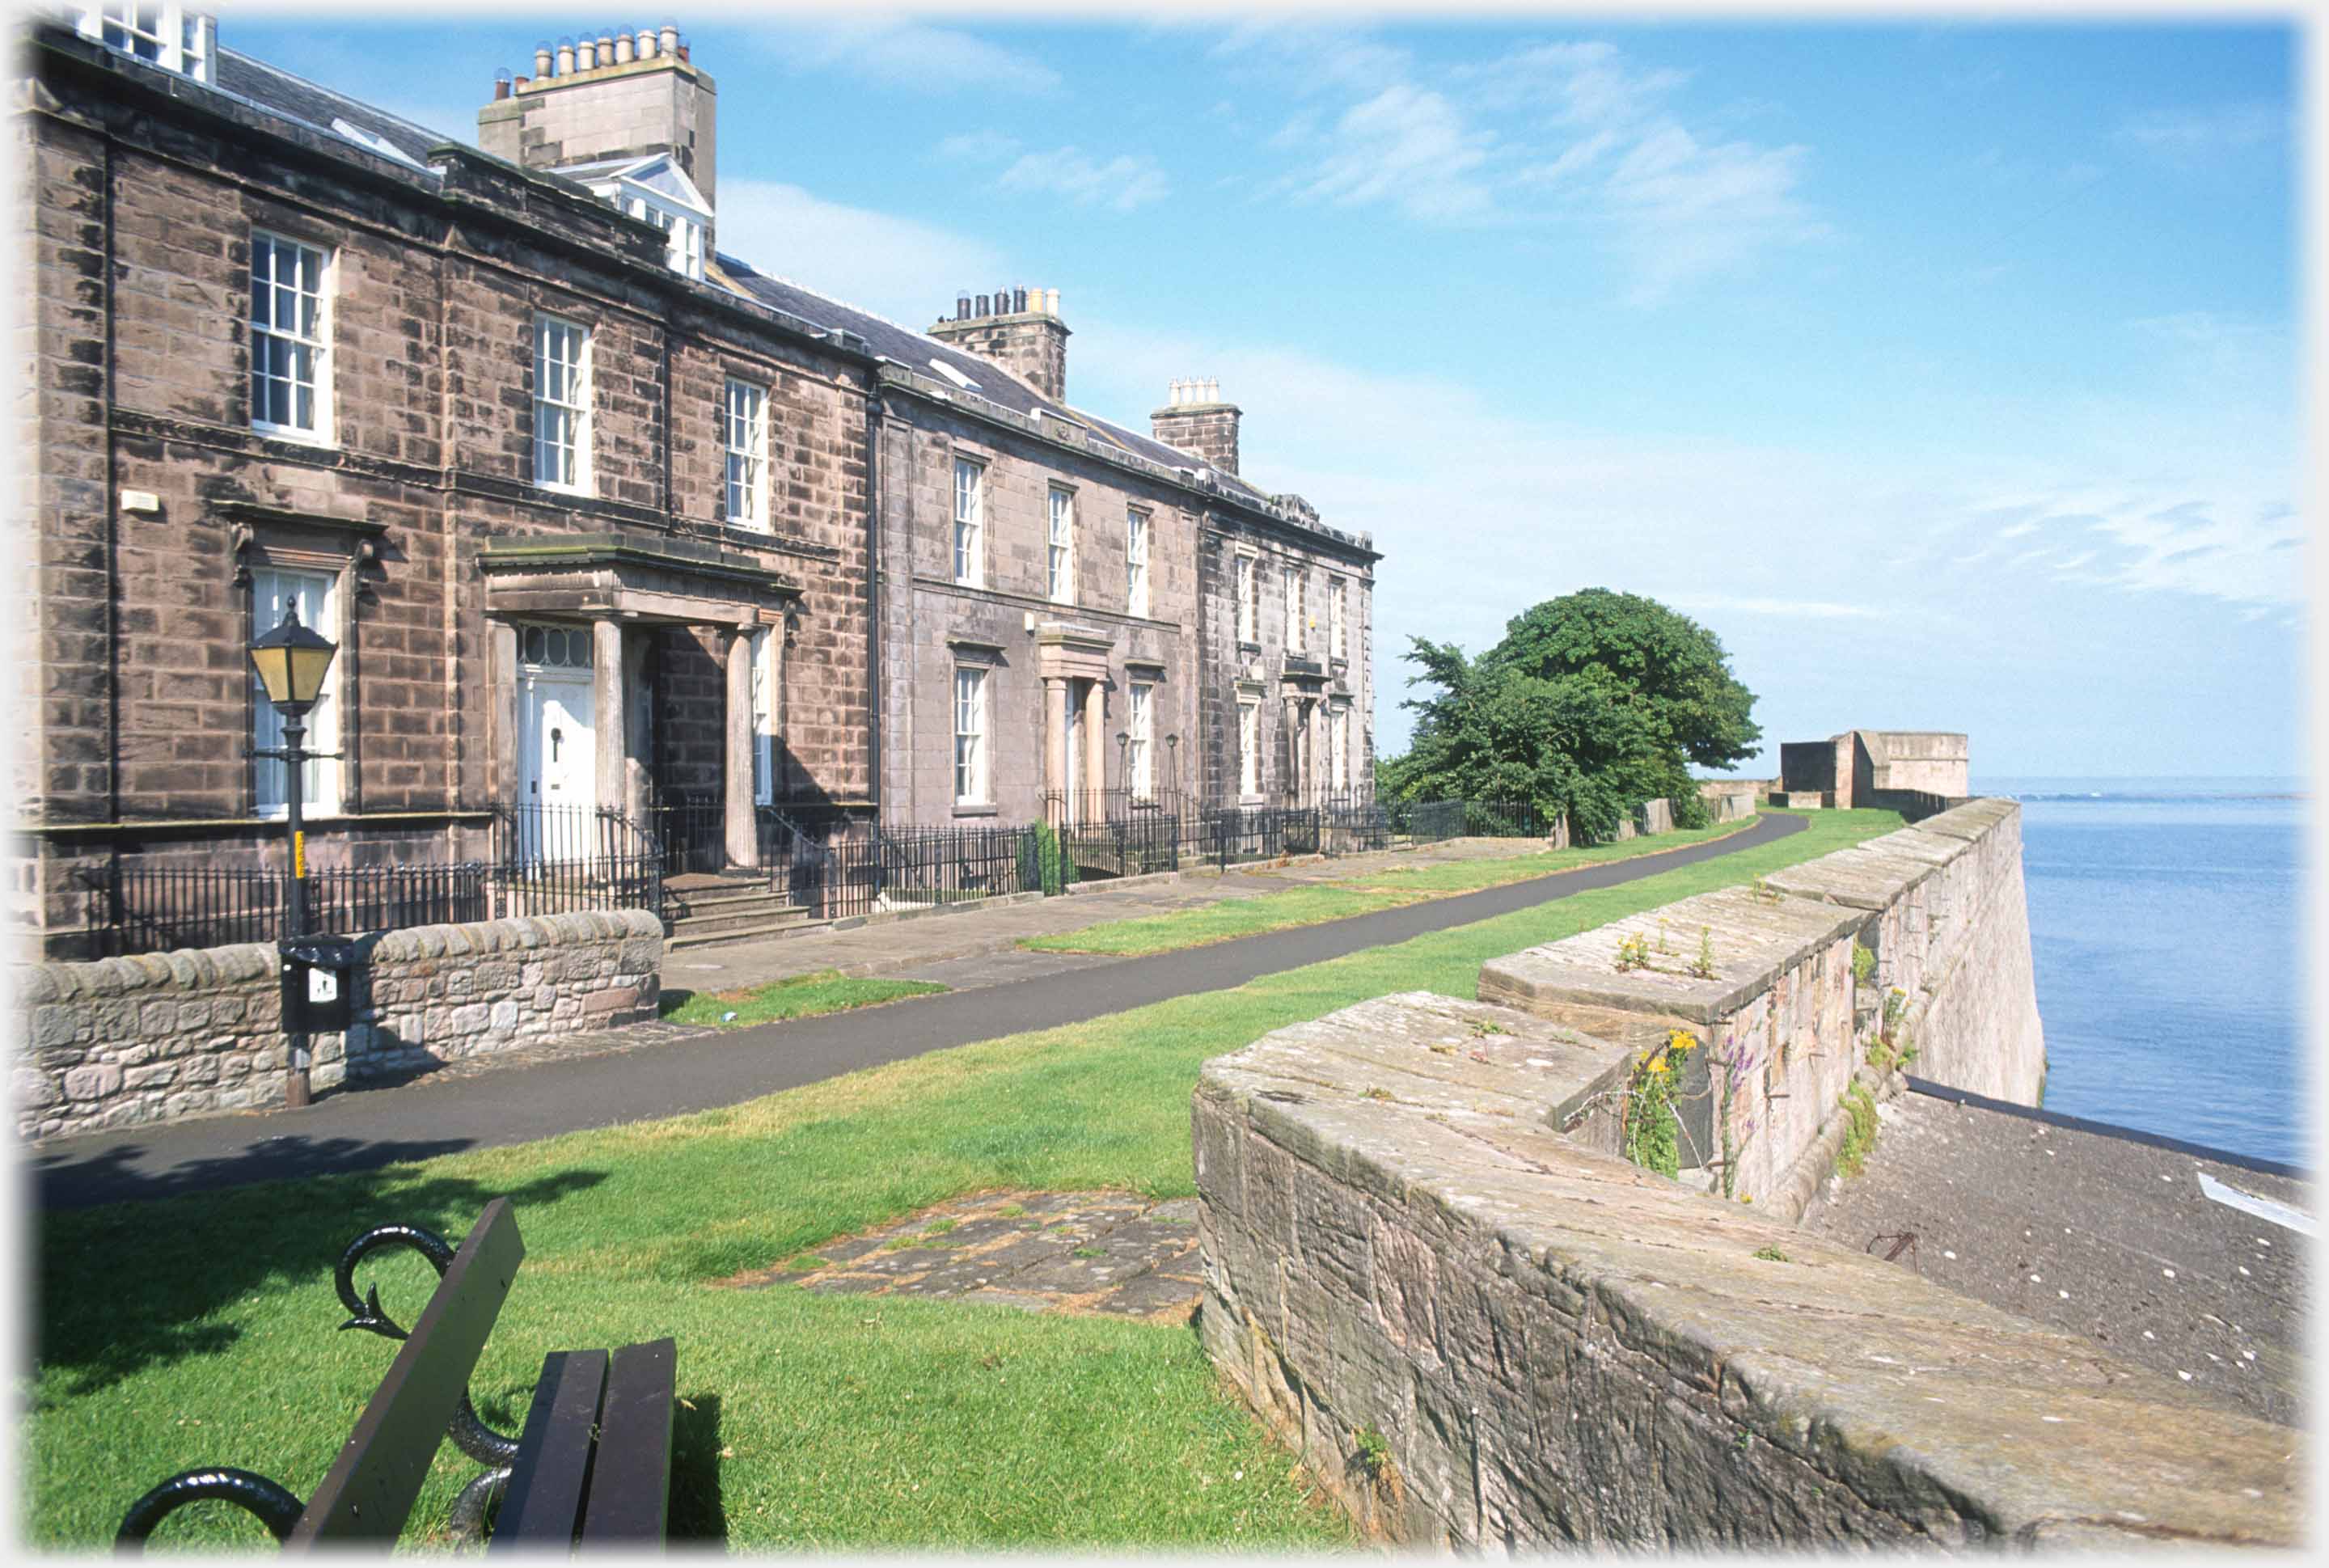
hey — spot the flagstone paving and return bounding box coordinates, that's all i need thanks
[721,1190,1206,1322]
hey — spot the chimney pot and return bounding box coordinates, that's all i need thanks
[661,19,678,55]
[636,27,655,57]
[535,41,553,75]
[955,292,971,321]
[615,32,634,63]
[556,37,576,74]
[493,68,513,99]
[1048,289,1061,317]
[578,36,597,70]
[975,294,990,317]
[677,39,690,61]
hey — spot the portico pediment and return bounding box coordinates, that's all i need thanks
[479,533,801,626]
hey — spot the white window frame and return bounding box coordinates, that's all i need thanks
[533,314,593,494]
[953,458,984,586]
[249,231,331,443]
[251,566,344,818]
[1331,704,1351,789]
[750,626,778,805]
[1047,486,1076,605]
[953,666,988,805]
[1330,577,1348,660]
[1126,509,1151,618]
[1284,564,1307,653]
[623,192,704,282]
[725,378,769,530]
[74,3,213,82]
[1129,681,1154,799]
[1235,554,1257,644]
[1238,698,1262,799]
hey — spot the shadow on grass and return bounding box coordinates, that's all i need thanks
[670,1390,729,1544]
[32,1159,609,1401]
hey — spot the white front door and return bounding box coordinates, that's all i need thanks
[520,671,596,857]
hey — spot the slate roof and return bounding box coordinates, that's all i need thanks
[714,255,1281,508]
[213,47,456,171]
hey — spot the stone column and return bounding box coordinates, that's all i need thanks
[724,625,758,869]
[1081,679,1107,817]
[620,625,651,822]
[1043,677,1069,826]
[592,617,626,822]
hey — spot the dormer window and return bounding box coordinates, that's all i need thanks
[555,153,712,283]
[71,3,213,82]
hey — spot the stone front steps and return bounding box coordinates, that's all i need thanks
[662,873,822,950]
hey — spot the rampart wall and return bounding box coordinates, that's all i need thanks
[15,910,662,1140]
[1186,801,2289,1549]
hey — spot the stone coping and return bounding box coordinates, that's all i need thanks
[1197,991,2306,1547]
[14,909,664,1002]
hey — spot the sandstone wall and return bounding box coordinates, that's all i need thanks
[1193,990,2302,1549]
[15,909,662,1140]
[1478,798,2044,1215]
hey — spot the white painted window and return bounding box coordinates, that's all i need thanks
[953,667,988,804]
[1284,564,1307,653]
[1331,704,1350,789]
[1330,577,1348,659]
[533,315,591,492]
[1238,698,1262,798]
[953,459,983,585]
[1129,681,1154,799]
[750,626,778,805]
[249,232,328,440]
[623,194,704,281]
[1235,555,1257,643]
[1126,510,1150,618]
[725,378,768,529]
[73,3,213,82]
[1047,486,1075,604]
[251,566,342,816]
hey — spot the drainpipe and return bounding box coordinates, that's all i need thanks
[861,387,882,817]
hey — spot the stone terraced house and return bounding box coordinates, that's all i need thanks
[11,7,1379,957]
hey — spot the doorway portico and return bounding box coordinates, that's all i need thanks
[480,535,801,869]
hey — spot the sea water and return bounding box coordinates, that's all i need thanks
[1976,776,2309,1169]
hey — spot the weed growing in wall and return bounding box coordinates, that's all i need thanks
[1689,926,1716,979]
[1835,1082,1880,1177]
[1621,1032,1694,1179]
[1614,931,1652,972]
[1851,940,1876,988]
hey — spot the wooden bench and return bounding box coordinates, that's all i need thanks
[116,1200,678,1552]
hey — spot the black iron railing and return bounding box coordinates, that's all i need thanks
[1058,808,1183,881]
[74,860,492,958]
[822,820,1042,923]
[484,802,663,920]
[1040,787,1186,827]
[645,792,728,878]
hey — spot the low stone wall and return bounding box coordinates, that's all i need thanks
[15,909,662,1140]
[1193,991,2302,1549]
[1477,798,2044,1217]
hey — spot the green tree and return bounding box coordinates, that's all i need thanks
[1382,590,1760,841]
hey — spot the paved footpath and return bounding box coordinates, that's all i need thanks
[31,813,1803,1210]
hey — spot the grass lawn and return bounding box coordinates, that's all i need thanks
[26,808,1900,1551]
[660,968,948,1029]
[1024,814,1762,956]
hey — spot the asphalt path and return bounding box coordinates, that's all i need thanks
[31,812,1804,1210]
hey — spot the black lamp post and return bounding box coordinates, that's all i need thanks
[249,603,339,1109]
[1165,733,1180,797]
[1115,730,1130,801]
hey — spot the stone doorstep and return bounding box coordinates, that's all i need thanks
[716,1188,1204,1323]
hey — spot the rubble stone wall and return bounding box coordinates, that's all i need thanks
[15,909,661,1140]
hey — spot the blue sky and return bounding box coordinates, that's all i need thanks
[228,6,2305,779]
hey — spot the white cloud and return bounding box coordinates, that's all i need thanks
[1670,596,1887,621]
[1292,84,1495,222]
[995,147,1171,213]
[712,180,1008,327]
[2120,102,2285,163]
[757,18,1059,95]
[937,131,1021,164]
[1598,122,1820,302]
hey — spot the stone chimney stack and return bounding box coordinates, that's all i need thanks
[1151,378,1241,476]
[927,287,1072,404]
[479,19,719,210]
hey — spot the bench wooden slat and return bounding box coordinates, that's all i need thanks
[488,1350,609,1553]
[577,1338,676,1545]
[284,1200,526,1549]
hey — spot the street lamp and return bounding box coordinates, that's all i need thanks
[1114,730,1129,801]
[249,603,339,1109]
[1165,733,1180,797]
